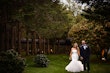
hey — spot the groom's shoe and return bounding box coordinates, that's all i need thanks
[87,70,90,73]
[83,70,90,73]
[83,70,87,72]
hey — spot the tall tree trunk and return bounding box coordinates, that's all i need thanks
[5,23,10,50]
[11,26,15,49]
[26,31,30,55]
[57,39,60,54]
[53,43,55,54]
[26,31,29,55]
[31,31,36,55]
[53,38,57,54]
[0,19,5,50]
[1,33,5,51]
[4,5,8,51]
[18,23,21,54]
[38,36,42,53]
[47,39,50,54]
[1,23,5,51]
[43,38,46,54]
[0,4,9,51]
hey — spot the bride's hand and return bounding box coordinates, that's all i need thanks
[80,56,83,60]
[69,57,72,60]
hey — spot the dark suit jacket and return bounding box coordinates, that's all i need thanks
[80,44,90,61]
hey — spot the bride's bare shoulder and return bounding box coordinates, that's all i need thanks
[71,47,76,50]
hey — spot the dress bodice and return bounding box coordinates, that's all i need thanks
[72,49,77,53]
[71,49,78,61]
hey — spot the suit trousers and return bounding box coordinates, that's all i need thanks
[82,59,90,71]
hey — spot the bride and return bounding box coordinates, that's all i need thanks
[65,43,84,72]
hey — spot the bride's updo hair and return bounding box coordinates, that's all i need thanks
[73,43,78,48]
[73,43,79,50]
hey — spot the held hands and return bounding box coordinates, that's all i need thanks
[69,57,72,60]
[80,56,83,60]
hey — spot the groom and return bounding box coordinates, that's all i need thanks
[80,40,90,72]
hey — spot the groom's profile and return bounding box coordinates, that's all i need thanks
[80,40,90,72]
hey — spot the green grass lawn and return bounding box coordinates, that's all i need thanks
[23,54,110,73]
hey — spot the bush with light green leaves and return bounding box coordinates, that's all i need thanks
[34,54,49,67]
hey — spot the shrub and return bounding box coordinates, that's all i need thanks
[0,49,26,73]
[34,54,49,67]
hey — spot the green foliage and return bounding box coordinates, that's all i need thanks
[0,0,72,38]
[61,0,110,52]
[68,16,110,54]
[0,49,26,73]
[67,0,110,54]
[81,1,110,49]
[82,1,110,22]
[34,54,49,67]
[35,1,71,39]
[0,0,73,51]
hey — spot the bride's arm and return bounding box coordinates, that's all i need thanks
[69,48,72,59]
[77,47,80,56]
[77,47,83,60]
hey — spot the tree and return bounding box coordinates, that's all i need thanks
[0,0,73,54]
[32,0,72,54]
[82,0,110,22]
[0,0,25,51]
[68,0,110,58]
[81,0,110,49]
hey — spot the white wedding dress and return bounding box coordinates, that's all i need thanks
[65,49,84,72]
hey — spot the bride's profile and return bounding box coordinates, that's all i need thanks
[65,43,84,72]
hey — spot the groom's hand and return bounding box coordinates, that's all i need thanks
[80,56,83,60]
